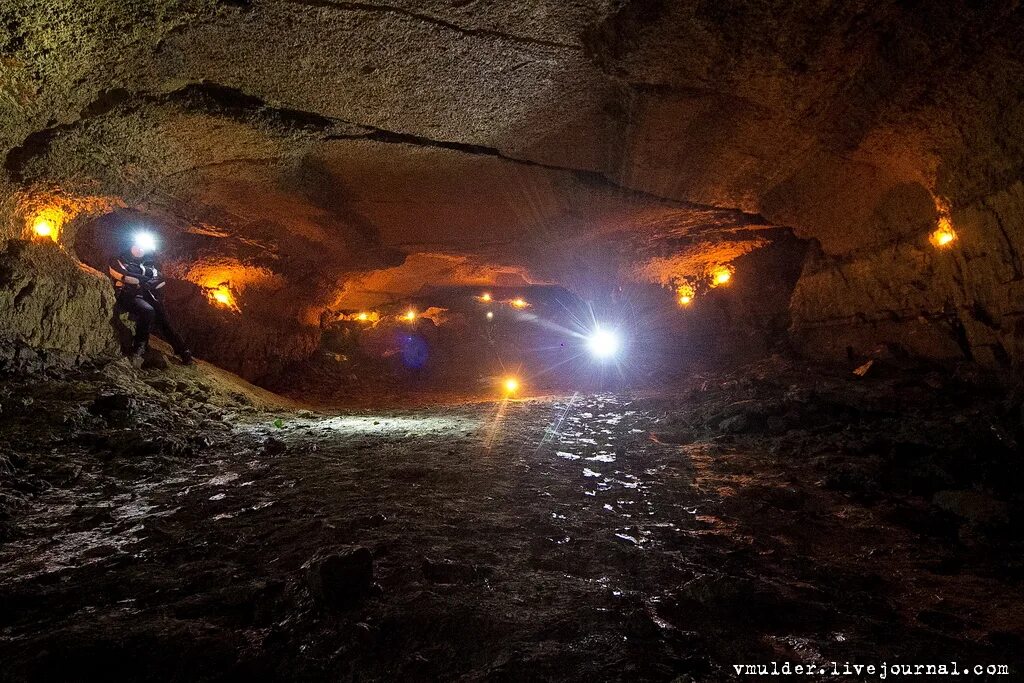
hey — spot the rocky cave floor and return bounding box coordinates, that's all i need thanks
[1,355,1023,682]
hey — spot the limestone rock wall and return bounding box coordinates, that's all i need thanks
[0,239,119,371]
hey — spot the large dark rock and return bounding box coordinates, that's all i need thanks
[303,547,375,608]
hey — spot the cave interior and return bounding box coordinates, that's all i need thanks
[1,1,1023,680]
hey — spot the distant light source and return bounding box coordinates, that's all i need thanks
[133,231,158,254]
[930,218,957,248]
[677,283,695,307]
[503,376,520,394]
[486,311,494,320]
[510,298,529,309]
[586,327,621,360]
[357,312,369,321]
[32,217,55,238]
[28,208,64,242]
[403,309,417,322]
[209,283,239,311]
[710,266,732,287]
[480,292,492,302]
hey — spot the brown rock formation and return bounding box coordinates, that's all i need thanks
[1,0,1022,377]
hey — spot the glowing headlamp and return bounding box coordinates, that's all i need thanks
[133,231,158,253]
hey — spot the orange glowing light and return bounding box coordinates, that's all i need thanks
[676,283,695,307]
[33,217,54,237]
[503,377,520,394]
[710,266,733,287]
[341,311,379,323]
[403,309,417,322]
[510,298,529,309]
[480,292,492,302]
[930,217,957,248]
[208,284,239,312]
[28,208,65,242]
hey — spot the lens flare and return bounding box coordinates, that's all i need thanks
[486,311,494,320]
[586,328,621,360]
[402,309,417,322]
[503,377,520,394]
[133,231,158,253]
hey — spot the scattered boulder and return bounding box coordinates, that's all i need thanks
[145,378,178,393]
[304,547,375,608]
[88,393,136,417]
[932,490,1009,526]
[421,557,491,584]
[262,436,287,456]
[718,414,750,434]
[142,349,170,370]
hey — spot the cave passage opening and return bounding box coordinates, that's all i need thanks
[67,200,811,405]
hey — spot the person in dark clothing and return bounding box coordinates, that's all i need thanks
[108,232,193,366]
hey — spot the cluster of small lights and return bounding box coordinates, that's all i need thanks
[672,266,732,309]
[334,290,622,399]
[474,291,528,315]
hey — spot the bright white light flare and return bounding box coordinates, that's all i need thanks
[133,231,158,253]
[586,328,621,360]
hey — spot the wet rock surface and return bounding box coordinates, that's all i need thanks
[1,357,1022,680]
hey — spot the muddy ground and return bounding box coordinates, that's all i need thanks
[1,355,1023,681]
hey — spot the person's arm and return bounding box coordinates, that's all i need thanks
[108,256,142,288]
[146,260,167,294]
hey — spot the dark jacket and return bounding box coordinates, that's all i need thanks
[108,252,166,299]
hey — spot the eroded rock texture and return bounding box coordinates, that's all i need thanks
[0,0,1022,375]
[0,240,119,371]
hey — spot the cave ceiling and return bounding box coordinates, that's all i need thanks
[2,0,1023,331]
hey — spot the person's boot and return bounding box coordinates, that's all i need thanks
[179,349,194,366]
[129,344,146,369]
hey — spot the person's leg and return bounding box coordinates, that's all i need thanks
[123,296,155,353]
[152,299,192,361]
